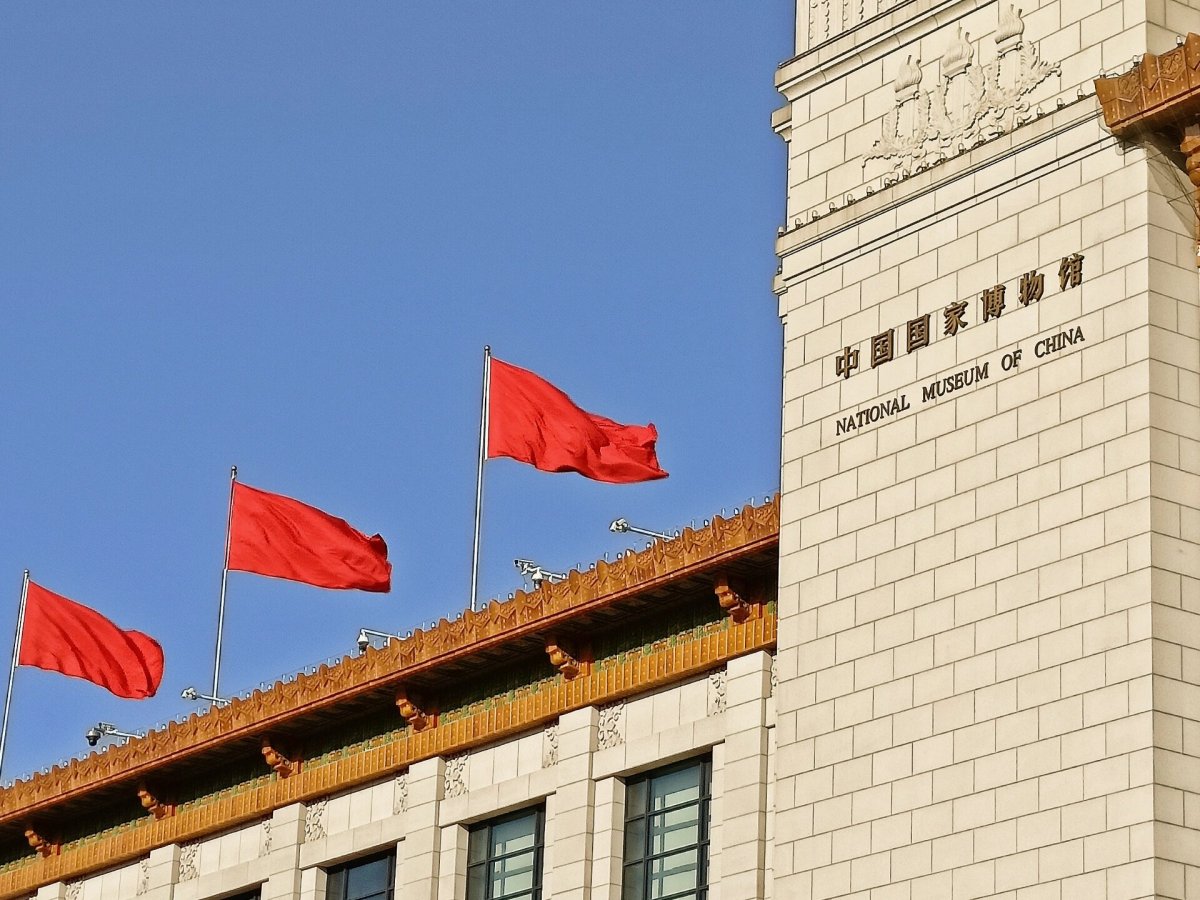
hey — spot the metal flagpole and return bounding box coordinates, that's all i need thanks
[469,346,492,612]
[211,466,237,706]
[0,570,30,781]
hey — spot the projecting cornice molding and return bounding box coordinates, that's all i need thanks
[1095,35,1200,135]
[1095,34,1200,264]
[0,497,779,827]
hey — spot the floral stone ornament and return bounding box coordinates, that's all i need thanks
[867,6,1059,177]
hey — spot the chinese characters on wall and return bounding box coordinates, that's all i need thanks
[833,253,1085,381]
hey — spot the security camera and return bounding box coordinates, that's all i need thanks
[356,629,370,653]
[513,559,566,585]
[85,726,103,747]
[180,686,229,706]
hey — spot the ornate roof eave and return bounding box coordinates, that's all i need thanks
[1095,34,1200,266]
[1094,34,1200,137]
[0,497,779,826]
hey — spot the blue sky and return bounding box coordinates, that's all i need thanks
[0,3,791,781]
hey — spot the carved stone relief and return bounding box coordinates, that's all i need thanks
[303,797,327,843]
[64,881,82,900]
[597,700,626,750]
[770,654,778,697]
[541,723,560,768]
[393,771,408,815]
[136,858,150,896]
[259,818,272,857]
[178,841,199,882]
[444,753,467,799]
[707,668,728,716]
[866,6,1059,179]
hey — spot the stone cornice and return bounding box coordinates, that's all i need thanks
[1094,35,1200,136]
[0,497,779,828]
[774,0,987,101]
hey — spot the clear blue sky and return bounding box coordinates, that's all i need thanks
[0,3,791,781]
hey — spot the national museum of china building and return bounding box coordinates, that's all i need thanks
[4,1,1200,898]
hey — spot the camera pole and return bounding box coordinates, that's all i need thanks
[211,467,237,707]
[0,570,30,781]
[469,347,491,613]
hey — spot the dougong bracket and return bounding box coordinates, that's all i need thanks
[714,572,759,623]
[261,739,300,778]
[137,785,175,819]
[546,640,583,680]
[24,826,58,858]
[395,688,436,732]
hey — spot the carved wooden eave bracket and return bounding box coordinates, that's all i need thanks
[260,739,300,779]
[714,572,763,623]
[136,785,174,820]
[545,640,584,680]
[1095,34,1200,263]
[23,827,58,859]
[395,688,436,732]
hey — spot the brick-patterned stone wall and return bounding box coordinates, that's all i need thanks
[773,2,1200,897]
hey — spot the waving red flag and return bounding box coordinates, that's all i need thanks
[228,483,392,592]
[19,582,164,699]
[487,357,668,484]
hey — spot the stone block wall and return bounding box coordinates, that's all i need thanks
[773,2,1200,897]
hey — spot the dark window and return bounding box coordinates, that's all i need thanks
[466,807,545,900]
[622,758,712,900]
[327,851,395,900]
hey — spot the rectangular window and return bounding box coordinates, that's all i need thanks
[622,757,712,900]
[466,807,545,900]
[327,851,396,900]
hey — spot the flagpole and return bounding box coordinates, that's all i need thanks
[469,346,491,613]
[211,466,237,705]
[0,570,30,781]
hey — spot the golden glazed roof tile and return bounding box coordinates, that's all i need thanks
[0,496,779,825]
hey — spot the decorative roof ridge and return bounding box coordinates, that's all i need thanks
[0,496,779,823]
[1095,34,1200,134]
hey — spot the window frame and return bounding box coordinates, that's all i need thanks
[325,849,397,900]
[465,805,547,900]
[621,756,713,900]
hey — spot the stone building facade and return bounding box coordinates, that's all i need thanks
[0,504,778,900]
[773,0,1200,897]
[6,3,1200,899]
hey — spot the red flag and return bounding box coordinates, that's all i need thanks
[228,482,392,592]
[487,357,668,484]
[19,582,164,700]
